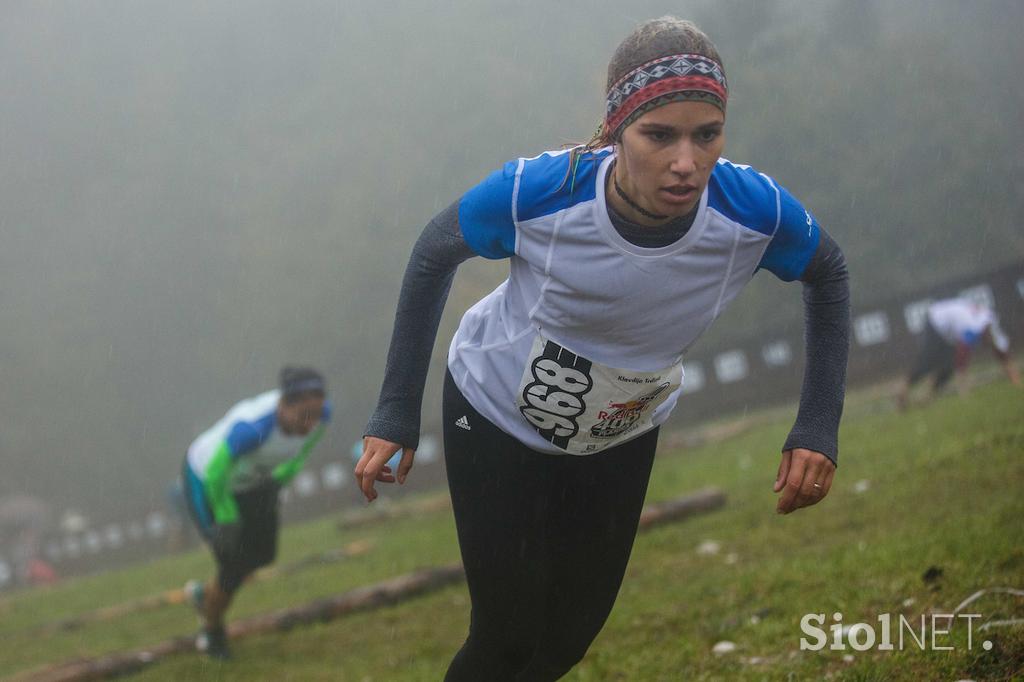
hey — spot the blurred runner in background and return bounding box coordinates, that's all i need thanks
[898,297,1020,409]
[182,367,331,659]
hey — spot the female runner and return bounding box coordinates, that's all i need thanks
[358,17,850,680]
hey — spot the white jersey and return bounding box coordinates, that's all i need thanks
[927,298,1008,352]
[449,148,820,455]
[187,389,331,492]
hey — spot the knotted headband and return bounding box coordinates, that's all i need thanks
[604,53,728,142]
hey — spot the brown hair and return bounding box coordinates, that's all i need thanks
[606,18,722,89]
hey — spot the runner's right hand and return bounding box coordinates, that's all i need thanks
[356,436,415,503]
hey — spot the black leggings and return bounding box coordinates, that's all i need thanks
[442,370,658,682]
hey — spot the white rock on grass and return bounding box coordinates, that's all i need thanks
[853,479,871,494]
[902,597,916,608]
[712,641,737,655]
[696,540,722,556]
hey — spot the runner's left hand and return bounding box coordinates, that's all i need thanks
[773,449,835,514]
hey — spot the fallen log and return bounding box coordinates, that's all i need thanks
[227,562,464,638]
[10,563,466,682]
[638,487,726,529]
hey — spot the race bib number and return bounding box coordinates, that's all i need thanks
[516,334,682,454]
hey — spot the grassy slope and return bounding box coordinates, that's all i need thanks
[2,381,1022,681]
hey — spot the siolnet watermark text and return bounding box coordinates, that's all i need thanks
[800,612,992,652]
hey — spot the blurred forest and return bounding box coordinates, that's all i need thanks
[1,0,1021,521]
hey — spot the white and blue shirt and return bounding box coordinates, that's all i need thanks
[447,147,819,454]
[187,390,332,492]
[928,298,1008,352]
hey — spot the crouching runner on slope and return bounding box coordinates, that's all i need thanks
[182,367,330,659]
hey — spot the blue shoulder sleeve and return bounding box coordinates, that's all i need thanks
[224,413,275,459]
[457,159,518,259]
[758,182,821,282]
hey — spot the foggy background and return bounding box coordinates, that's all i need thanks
[2,1,1022,534]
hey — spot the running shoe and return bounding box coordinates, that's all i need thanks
[195,625,231,660]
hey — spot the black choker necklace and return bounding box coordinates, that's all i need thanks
[611,164,669,221]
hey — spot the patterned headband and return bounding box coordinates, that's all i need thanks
[605,53,728,142]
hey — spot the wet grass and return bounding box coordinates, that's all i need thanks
[1,379,1021,681]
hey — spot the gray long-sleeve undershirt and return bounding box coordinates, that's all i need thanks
[364,202,850,465]
[781,229,850,464]
[365,201,474,451]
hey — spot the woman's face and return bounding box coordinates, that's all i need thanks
[613,100,725,222]
[278,394,324,436]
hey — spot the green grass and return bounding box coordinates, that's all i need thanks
[2,381,1022,681]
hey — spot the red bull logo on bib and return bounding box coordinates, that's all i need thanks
[591,382,672,439]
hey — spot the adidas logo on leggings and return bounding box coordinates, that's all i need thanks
[455,415,471,431]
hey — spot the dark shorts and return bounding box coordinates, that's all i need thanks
[908,320,956,388]
[182,459,280,593]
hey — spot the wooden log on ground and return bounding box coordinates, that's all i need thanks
[11,564,466,682]
[227,562,465,638]
[638,487,726,530]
